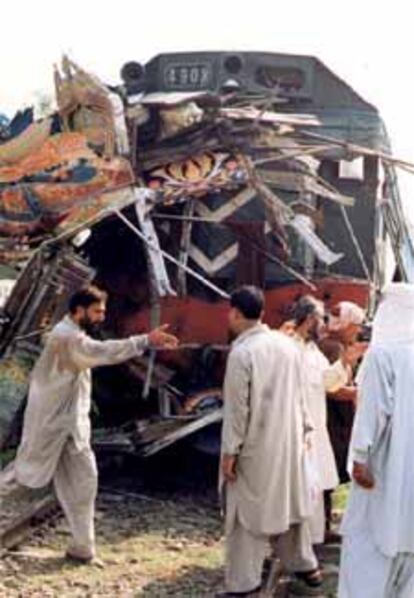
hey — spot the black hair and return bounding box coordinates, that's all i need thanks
[68,286,107,314]
[230,286,264,320]
[291,295,321,327]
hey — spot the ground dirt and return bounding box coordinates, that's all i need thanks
[0,448,343,597]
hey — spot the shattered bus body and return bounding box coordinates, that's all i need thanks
[0,51,413,457]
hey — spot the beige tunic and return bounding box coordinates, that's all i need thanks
[15,316,148,488]
[221,324,311,537]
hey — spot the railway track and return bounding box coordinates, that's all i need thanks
[0,462,59,551]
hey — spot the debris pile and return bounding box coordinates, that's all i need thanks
[0,51,413,461]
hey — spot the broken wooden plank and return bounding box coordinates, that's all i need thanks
[220,107,321,127]
[134,418,189,446]
[257,169,354,207]
[177,199,195,296]
[113,209,230,299]
[138,91,211,106]
[0,463,58,550]
[1,494,58,550]
[136,408,223,457]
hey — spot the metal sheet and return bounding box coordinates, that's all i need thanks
[258,170,354,206]
[290,214,343,266]
[138,91,210,106]
[220,107,321,127]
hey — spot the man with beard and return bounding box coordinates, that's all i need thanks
[287,296,357,546]
[11,285,178,563]
[220,286,319,597]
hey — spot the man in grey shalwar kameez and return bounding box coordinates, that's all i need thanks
[339,282,414,598]
[3,286,178,563]
[220,286,319,596]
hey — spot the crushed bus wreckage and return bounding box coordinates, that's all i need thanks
[0,51,413,462]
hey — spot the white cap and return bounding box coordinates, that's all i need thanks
[337,301,366,326]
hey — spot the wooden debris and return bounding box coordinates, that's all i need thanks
[0,465,58,550]
[1,495,58,550]
[136,408,223,457]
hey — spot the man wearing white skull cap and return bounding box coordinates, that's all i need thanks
[338,283,414,598]
[328,301,366,338]
[319,300,366,539]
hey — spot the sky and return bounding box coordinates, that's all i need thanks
[2,0,414,217]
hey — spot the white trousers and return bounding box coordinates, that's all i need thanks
[53,439,98,559]
[339,527,414,598]
[308,491,325,545]
[0,439,97,559]
[225,513,318,594]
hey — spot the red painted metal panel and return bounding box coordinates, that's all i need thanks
[119,277,369,346]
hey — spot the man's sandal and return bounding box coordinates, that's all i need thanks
[294,568,323,587]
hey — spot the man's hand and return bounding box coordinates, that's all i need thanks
[221,454,237,483]
[352,461,375,489]
[148,324,179,350]
[342,342,368,367]
[329,385,357,404]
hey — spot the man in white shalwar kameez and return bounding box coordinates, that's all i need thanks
[339,282,414,598]
[220,286,319,597]
[288,296,354,545]
[1,286,178,563]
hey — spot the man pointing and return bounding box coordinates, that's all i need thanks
[11,285,178,563]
